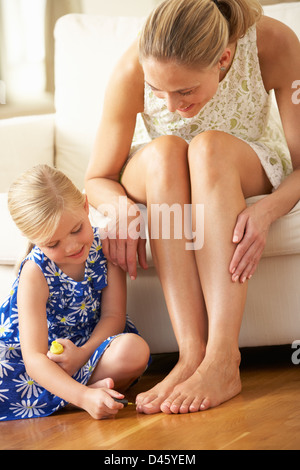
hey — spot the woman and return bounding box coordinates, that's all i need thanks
[85,0,300,414]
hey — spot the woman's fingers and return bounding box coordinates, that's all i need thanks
[231,231,266,283]
[99,222,147,279]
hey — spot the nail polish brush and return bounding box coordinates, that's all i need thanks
[113,398,135,407]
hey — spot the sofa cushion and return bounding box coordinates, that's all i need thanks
[54,14,145,190]
[0,193,27,265]
[0,114,55,193]
[246,196,300,258]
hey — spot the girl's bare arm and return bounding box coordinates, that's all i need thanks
[17,261,123,417]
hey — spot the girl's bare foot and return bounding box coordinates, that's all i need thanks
[160,350,242,414]
[88,377,114,389]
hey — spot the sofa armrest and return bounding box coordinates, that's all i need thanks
[0,114,55,192]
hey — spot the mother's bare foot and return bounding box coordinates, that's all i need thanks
[160,351,241,414]
[136,354,203,414]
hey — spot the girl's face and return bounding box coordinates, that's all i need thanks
[38,200,94,274]
[142,58,223,118]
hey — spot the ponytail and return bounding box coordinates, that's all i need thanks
[139,0,263,67]
[15,241,35,274]
[217,0,262,42]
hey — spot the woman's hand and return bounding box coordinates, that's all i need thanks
[47,338,87,377]
[229,203,272,283]
[99,202,148,280]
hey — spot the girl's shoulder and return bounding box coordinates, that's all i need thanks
[18,246,55,292]
[22,245,49,274]
[18,258,49,300]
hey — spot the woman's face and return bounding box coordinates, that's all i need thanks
[143,58,222,118]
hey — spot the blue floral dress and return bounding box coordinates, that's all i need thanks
[0,227,139,421]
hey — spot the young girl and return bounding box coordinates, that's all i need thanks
[0,164,150,421]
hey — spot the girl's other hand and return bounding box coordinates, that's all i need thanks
[47,338,86,376]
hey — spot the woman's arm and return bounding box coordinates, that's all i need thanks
[257,17,300,219]
[17,261,124,418]
[85,40,147,279]
[230,17,300,282]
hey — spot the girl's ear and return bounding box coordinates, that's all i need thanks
[84,195,89,214]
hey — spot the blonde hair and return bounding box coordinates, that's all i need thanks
[8,165,86,252]
[139,0,263,68]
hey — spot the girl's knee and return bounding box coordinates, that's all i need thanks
[131,334,150,367]
[126,333,150,358]
[113,333,150,371]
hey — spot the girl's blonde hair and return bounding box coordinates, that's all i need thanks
[139,0,263,68]
[8,165,86,252]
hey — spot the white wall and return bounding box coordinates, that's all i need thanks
[82,0,161,16]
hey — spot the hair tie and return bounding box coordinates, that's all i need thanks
[212,0,221,11]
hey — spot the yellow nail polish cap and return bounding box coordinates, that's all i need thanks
[50,340,64,354]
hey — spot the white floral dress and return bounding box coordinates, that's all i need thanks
[0,228,139,421]
[131,25,293,190]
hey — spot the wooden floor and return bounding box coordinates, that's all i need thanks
[1,345,300,451]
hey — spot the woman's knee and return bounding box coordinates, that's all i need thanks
[151,135,188,155]
[147,135,188,183]
[188,131,238,185]
[122,135,188,203]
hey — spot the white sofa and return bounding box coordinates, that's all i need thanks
[1,3,300,353]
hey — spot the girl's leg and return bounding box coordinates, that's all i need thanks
[122,136,208,413]
[88,333,150,392]
[160,131,272,413]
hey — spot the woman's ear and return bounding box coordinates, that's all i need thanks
[219,47,232,70]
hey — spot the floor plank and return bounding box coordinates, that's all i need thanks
[1,346,299,450]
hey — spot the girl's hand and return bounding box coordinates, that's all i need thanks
[83,386,125,420]
[229,204,271,283]
[47,338,86,376]
[100,203,148,280]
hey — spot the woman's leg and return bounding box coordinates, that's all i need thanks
[160,131,273,413]
[122,136,208,412]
